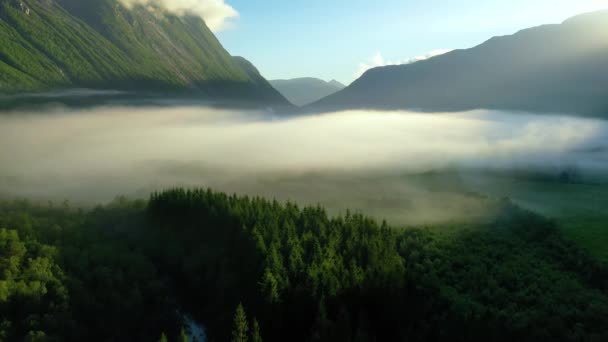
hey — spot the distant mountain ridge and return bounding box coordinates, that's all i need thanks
[270,77,345,106]
[0,0,288,106]
[309,10,608,116]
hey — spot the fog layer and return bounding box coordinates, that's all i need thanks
[1,106,606,223]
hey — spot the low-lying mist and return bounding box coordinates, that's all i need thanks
[1,105,607,224]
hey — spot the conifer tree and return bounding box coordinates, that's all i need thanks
[180,327,188,342]
[232,303,249,342]
[251,318,263,342]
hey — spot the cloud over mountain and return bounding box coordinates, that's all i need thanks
[355,49,452,79]
[119,0,239,31]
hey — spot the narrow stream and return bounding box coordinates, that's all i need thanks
[183,314,207,342]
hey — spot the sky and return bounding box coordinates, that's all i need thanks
[210,0,608,84]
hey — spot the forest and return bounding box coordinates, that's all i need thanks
[0,188,607,341]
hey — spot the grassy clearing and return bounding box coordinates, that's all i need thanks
[558,217,608,262]
[459,171,608,262]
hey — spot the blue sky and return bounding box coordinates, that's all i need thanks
[215,0,607,85]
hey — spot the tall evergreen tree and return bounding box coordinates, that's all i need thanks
[180,328,188,342]
[251,318,263,342]
[232,303,249,342]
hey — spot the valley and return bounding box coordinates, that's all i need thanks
[0,1,606,341]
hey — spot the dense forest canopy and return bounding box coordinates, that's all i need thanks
[0,188,606,341]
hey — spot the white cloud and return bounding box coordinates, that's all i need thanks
[355,49,453,79]
[119,0,239,32]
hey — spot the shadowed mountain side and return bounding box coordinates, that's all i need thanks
[308,10,608,117]
[270,77,345,106]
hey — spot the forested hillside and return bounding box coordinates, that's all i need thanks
[0,0,287,104]
[0,189,606,341]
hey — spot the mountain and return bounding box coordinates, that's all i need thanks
[309,10,608,116]
[0,0,288,106]
[270,77,345,106]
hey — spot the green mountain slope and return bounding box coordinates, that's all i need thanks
[0,0,287,104]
